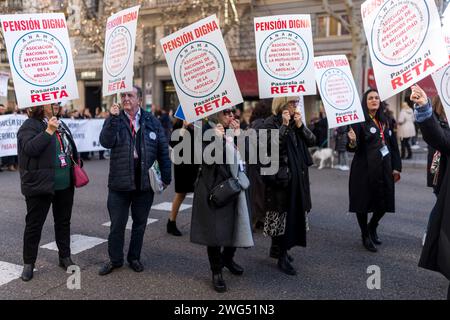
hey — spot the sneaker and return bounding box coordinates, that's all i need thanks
[340,165,350,171]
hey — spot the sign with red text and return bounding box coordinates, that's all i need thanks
[432,6,450,119]
[0,72,8,97]
[254,15,316,98]
[0,13,79,109]
[160,15,243,123]
[102,6,140,97]
[314,55,365,129]
[361,0,448,101]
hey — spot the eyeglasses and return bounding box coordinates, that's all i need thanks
[222,109,234,115]
[288,100,300,106]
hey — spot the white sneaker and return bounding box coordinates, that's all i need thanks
[340,165,350,171]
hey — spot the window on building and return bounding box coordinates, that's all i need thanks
[316,14,350,38]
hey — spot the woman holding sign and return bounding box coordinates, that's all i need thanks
[262,96,316,275]
[347,89,402,252]
[411,86,450,300]
[17,103,80,281]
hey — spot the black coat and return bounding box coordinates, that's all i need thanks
[418,113,450,280]
[190,122,239,247]
[263,115,316,249]
[426,113,448,194]
[347,118,402,213]
[17,118,79,197]
[334,126,348,152]
[100,109,171,191]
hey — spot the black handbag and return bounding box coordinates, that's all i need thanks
[209,177,241,208]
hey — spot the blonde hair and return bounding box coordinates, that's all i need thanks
[401,102,410,110]
[271,96,299,115]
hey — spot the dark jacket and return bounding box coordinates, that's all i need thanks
[418,111,450,280]
[426,113,448,194]
[334,126,348,152]
[347,117,402,213]
[17,118,79,197]
[100,109,171,191]
[263,114,316,249]
[190,122,239,247]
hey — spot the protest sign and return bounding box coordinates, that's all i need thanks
[0,114,27,157]
[296,95,306,126]
[432,6,450,119]
[314,55,365,129]
[102,5,140,97]
[160,15,243,123]
[361,0,448,101]
[254,15,316,98]
[0,13,79,108]
[0,72,8,97]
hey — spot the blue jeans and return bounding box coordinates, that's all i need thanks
[107,189,154,265]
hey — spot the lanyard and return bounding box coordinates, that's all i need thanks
[371,116,385,143]
[55,131,65,153]
[129,117,137,138]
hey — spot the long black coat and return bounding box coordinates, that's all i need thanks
[418,113,450,280]
[17,118,79,197]
[347,118,402,213]
[190,122,238,247]
[263,115,316,249]
[99,109,171,191]
[426,113,448,194]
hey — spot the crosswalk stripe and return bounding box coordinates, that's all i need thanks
[151,202,192,212]
[102,217,158,230]
[40,234,107,255]
[0,261,23,286]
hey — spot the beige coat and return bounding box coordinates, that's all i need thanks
[397,108,416,138]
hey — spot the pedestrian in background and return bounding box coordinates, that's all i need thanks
[347,89,402,253]
[98,86,171,276]
[17,103,80,281]
[398,102,416,159]
[411,85,450,300]
[334,126,349,171]
[262,96,316,276]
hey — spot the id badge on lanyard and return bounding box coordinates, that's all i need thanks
[56,132,68,168]
[380,145,390,158]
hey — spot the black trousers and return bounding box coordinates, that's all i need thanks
[107,189,154,265]
[207,246,237,273]
[23,187,74,264]
[356,212,385,236]
[401,138,412,159]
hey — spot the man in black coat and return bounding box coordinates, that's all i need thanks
[98,86,171,275]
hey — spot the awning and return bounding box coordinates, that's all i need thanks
[235,70,259,97]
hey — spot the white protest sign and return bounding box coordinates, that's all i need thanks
[432,6,450,119]
[0,72,8,97]
[0,13,79,109]
[361,0,448,101]
[160,15,243,123]
[254,15,316,98]
[314,55,365,129]
[296,95,306,125]
[63,119,106,152]
[0,114,27,157]
[102,5,140,97]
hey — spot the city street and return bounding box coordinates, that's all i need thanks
[0,150,446,300]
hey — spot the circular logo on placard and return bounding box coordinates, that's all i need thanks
[319,68,355,111]
[173,41,225,99]
[440,65,450,107]
[105,26,133,77]
[370,0,430,67]
[12,31,68,87]
[259,30,309,80]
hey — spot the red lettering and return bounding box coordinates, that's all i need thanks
[271,87,280,94]
[423,57,434,72]
[336,116,343,124]
[195,106,204,116]
[31,94,41,103]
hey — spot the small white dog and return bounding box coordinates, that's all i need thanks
[312,148,335,170]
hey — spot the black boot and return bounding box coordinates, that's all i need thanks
[224,260,244,276]
[362,234,377,252]
[269,245,294,262]
[167,219,182,236]
[21,264,34,282]
[212,272,227,293]
[59,256,76,270]
[277,252,297,276]
[368,222,382,245]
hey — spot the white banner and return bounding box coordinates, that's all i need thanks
[432,6,450,119]
[102,6,140,97]
[160,15,243,123]
[314,55,365,129]
[0,116,106,157]
[361,0,448,101]
[0,13,79,109]
[0,114,27,157]
[254,15,316,98]
[0,72,8,97]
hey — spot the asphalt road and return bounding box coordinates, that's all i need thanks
[0,154,447,300]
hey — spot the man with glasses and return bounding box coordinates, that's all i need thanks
[98,85,171,275]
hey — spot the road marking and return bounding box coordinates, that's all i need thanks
[40,234,107,255]
[152,202,191,212]
[0,261,24,286]
[102,217,158,230]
